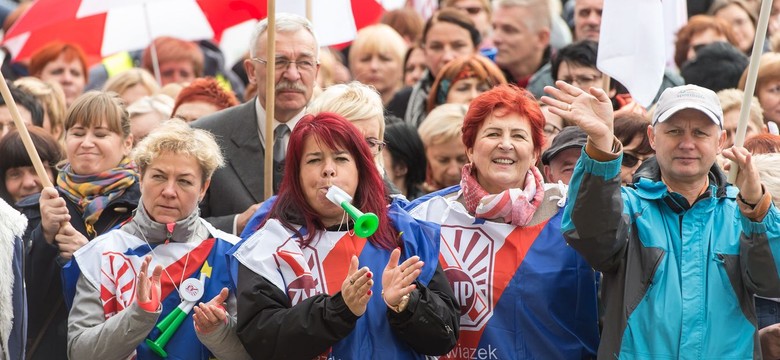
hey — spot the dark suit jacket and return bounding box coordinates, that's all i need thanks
[191,99,278,233]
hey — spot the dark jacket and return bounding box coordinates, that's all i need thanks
[387,70,435,128]
[16,183,140,360]
[236,263,458,359]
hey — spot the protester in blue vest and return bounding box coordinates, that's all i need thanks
[406,84,599,359]
[232,112,459,359]
[65,120,250,360]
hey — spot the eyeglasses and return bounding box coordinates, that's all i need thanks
[560,74,602,86]
[250,57,319,72]
[366,138,387,155]
[622,152,650,168]
[455,6,483,15]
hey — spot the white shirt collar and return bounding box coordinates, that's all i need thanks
[255,97,306,149]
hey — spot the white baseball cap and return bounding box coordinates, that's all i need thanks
[652,84,723,128]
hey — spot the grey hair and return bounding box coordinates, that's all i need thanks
[494,0,552,31]
[752,153,780,208]
[249,13,320,58]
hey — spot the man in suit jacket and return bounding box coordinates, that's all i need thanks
[191,13,320,234]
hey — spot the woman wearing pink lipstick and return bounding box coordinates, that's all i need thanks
[406,84,599,359]
[17,91,140,360]
[233,113,459,359]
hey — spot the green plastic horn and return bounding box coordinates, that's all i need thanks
[326,185,379,238]
[146,300,195,358]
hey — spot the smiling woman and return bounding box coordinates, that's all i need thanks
[406,84,600,360]
[17,91,139,359]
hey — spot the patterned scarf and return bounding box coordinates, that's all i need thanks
[460,162,545,226]
[57,157,138,237]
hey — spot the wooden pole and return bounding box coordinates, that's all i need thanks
[0,72,52,188]
[728,0,771,183]
[264,0,276,199]
[306,0,313,22]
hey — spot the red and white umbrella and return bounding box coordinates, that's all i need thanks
[3,0,386,67]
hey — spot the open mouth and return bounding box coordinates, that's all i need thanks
[493,158,515,165]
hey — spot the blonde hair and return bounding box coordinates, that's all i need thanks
[127,94,174,119]
[103,68,160,99]
[739,52,780,94]
[418,103,468,146]
[14,77,67,140]
[717,88,763,129]
[65,91,130,138]
[751,153,780,208]
[308,82,385,141]
[132,119,224,181]
[349,24,408,76]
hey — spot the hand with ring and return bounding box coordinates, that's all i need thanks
[382,248,423,309]
[341,255,373,316]
[193,287,229,334]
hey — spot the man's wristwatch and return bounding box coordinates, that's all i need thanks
[382,290,410,313]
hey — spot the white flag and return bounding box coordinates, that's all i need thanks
[597,0,681,107]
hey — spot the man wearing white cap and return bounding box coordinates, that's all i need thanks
[541,82,780,359]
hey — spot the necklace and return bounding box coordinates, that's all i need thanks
[138,224,193,300]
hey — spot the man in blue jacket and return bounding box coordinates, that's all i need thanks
[542,82,780,359]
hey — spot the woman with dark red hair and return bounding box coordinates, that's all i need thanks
[406,84,599,359]
[29,42,88,107]
[172,77,238,122]
[233,113,459,359]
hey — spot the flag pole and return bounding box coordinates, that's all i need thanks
[0,70,53,188]
[728,0,771,184]
[264,0,276,199]
[306,0,313,22]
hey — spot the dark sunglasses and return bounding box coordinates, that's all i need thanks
[622,152,648,168]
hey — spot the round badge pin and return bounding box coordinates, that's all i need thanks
[179,278,205,302]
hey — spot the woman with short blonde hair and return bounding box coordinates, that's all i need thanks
[417,103,469,192]
[308,82,387,170]
[103,68,161,105]
[349,24,408,105]
[14,76,68,141]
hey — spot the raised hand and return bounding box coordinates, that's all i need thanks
[341,256,373,316]
[382,248,423,309]
[55,223,88,260]
[136,256,163,312]
[542,80,615,151]
[722,146,763,204]
[193,287,230,334]
[40,186,70,244]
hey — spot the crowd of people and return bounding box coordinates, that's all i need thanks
[3,0,780,359]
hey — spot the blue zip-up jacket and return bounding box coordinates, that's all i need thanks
[563,150,780,360]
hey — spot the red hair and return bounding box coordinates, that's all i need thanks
[29,42,89,83]
[462,84,546,159]
[744,133,780,154]
[172,77,239,115]
[266,113,397,250]
[142,37,204,77]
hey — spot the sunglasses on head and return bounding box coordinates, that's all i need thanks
[622,152,648,168]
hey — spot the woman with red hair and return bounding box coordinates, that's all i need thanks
[406,84,599,359]
[29,42,88,107]
[172,77,238,122]
[233,112,459,359]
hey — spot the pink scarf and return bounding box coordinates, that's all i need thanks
[460,163,545,226]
